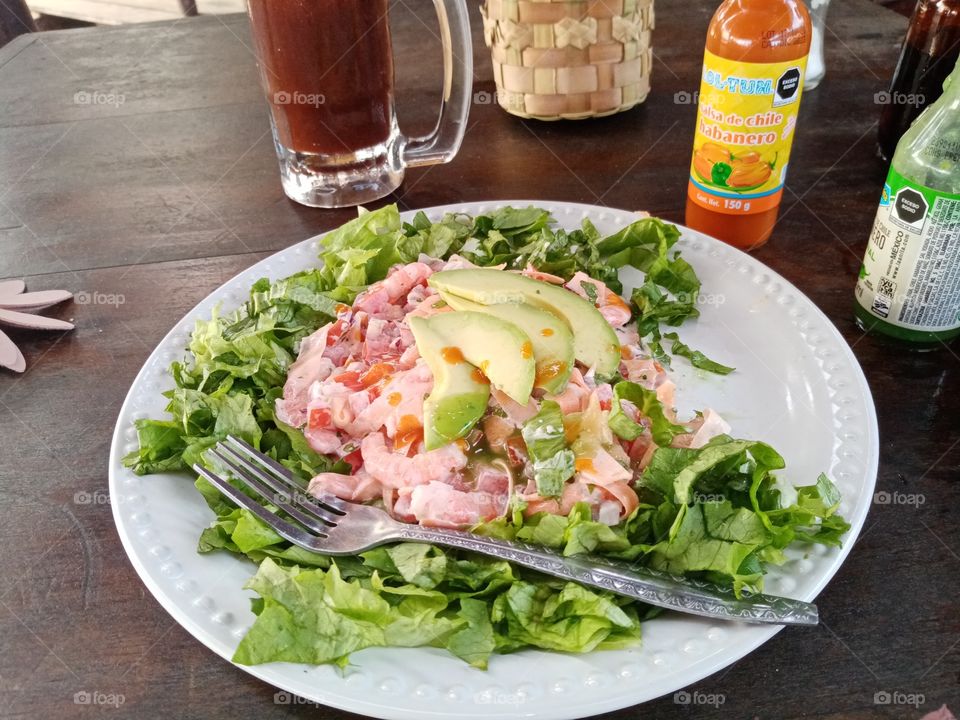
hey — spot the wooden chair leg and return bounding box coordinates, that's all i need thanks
[179,0,199,16]
[0,0,37,48]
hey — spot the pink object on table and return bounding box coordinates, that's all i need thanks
[920,706,957,720]
[0,279,75,373]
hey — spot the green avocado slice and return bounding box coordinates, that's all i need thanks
[421,311,536,404]
[409,316,490,450]
[436,292,574,394]
[429,269,621,379]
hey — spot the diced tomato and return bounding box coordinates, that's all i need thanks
[341,448,363,473]
[599,398,612,411]
[326,319,347,345]
[360,362,394,388]
[505,436,528,466]
[308,408,331,429]
[331,370,362,390]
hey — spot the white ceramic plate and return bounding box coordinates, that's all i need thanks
[109,201,878,719]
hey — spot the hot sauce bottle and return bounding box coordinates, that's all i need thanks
[685,0,812,250]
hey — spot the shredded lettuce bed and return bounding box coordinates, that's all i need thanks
[124,204,849,669]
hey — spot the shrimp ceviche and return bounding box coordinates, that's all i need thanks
[126,205,849,668]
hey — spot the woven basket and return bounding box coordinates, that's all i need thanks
[480,0,654,121]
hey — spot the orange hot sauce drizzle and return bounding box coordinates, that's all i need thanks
[440,346,464,364]
[535,360,567,387]
[394,414,423,451]
[574,457,596,473]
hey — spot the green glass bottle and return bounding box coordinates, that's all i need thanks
[855,57,960,349]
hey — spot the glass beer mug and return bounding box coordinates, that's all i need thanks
[247,0,472,208]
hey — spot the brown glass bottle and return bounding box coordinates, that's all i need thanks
[877,0,960,163]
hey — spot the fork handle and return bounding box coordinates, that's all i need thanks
[394,525,818,626]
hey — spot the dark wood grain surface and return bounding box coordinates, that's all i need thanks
[1,1,957,718]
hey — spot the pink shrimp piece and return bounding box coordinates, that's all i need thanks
[564,271,632,327]
[303,426,341,454]
[574,448,639,521]
[490,387,539,425]
[354,262,434,316]
[347,362,433,437]
[384,487,417,523]
[559,481,604,514]
[408,479,508,528]
[407,294,452,319]
[656,380,676,415]
[672,408,730,449]
[545,367,591,414]
[522,496,561,515]
[308,469,381,503]
[616,325,641,349]
[359,431,467,489]
[622,357,661,388]
[276,323,334,427]
[482,415,516,454]
[397,343,420,369]
[519,480,593,517]
[521,264,566,285]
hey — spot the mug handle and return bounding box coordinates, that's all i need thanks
[401,0,473,168]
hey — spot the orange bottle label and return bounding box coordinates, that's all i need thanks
[688,50,807,216]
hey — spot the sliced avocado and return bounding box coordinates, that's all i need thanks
[429,269,622,378]
[409,316,490,450]
[422,311,535,404]
[437,292,574,394]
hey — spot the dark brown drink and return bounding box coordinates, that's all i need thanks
[878,0,960,162]
[247,0,395,155]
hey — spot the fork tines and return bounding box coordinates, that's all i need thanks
[193,435,346,551]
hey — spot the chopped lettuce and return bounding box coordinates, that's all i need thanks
[521,400,575,497]
[232,547,643,669]
[608,380,687,446]
[663,332,735,375]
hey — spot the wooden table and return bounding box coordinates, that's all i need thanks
[1,1,957,718]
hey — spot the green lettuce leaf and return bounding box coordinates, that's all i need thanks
[608,380,687,446]
[663,332,735,375]
[521,400,575,497]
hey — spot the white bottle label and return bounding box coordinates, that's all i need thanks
[856,168,960,332]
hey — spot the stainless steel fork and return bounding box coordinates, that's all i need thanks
[194,435,819,626]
